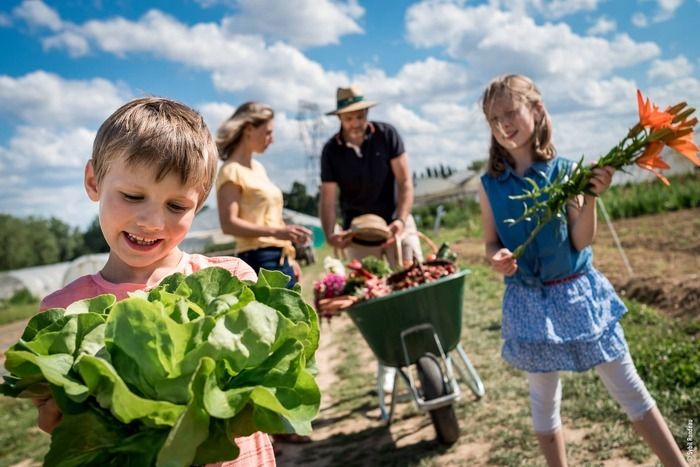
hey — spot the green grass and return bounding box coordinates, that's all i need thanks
[0,397,50,465]
[296,230,698,465]
[601,172,700,219]
[1,234,697,466]
[0,302,38,326]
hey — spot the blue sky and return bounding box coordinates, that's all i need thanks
[1,0,698,229]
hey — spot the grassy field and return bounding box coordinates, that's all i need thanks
[0,303,37,326]
[294,237,698,465]
[1,229,697,466]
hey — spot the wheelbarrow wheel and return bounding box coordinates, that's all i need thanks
[417,353,460,445]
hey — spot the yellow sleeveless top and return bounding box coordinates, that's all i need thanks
[216,159,295,258]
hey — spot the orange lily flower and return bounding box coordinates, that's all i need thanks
[636,141,670,185]
[637,90,673,129]
[636,141,665,167]
[665,132,700,166]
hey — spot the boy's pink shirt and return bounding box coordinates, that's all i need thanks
[40,253,276,467]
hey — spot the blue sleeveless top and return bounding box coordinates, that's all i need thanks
[481,157,592,288]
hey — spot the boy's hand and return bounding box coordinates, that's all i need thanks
[32,396,62,433]
[291,260,302,282]
[490,248,518,276]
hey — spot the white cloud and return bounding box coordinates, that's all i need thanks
[43,30,90,57]
[198,102,237,136]
[0,72,132,227]
[631,12,648,27]
[0,177,98,228]
[645,76,700,111]
[632,0,684,26]
[0,71,130,127]
[221,0,364,48]
[385,104,439,134]
[654,0,684,21]
[491,0,601,18]
[4,0,697,228]
[0,125,94,170]
[405,2,660,86]
[587,16,616,35]
[354,58,471,107]
[13,0,62,31]
[0,124,98,227]
[535,0,601,18]
[21,5,347,112]
[648,55,694,82]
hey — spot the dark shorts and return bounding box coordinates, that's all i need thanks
[237,247,296,288]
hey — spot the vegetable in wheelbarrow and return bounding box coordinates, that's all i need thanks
[313,249,461,319]
[0,267,321,467]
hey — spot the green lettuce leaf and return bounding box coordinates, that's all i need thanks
[1,266,321,467]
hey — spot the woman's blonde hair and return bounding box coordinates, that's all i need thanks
[91,96,218,209]
[216,102,274,161]
[481,74,555,176]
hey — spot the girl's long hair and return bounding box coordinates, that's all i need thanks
[481,74,555,176]
[216,102,274,161]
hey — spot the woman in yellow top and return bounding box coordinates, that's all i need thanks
[216,102,311,288]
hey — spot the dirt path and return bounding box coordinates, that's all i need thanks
[0,318,29,376]
[276,315,493,467]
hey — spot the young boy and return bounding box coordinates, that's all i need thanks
[34,96,276,466]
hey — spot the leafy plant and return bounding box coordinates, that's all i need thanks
[0,267,320,467]
[360,256,392,277]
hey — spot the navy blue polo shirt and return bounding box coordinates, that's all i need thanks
[320,121,405,229]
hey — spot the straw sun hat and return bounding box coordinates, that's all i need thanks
[326,85,379,115]
[349,214,390,244]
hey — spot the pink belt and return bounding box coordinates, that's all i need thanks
[542,272,584,286]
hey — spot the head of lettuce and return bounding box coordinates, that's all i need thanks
[1,267,320,467]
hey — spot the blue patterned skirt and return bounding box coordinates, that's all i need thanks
[501,268,628,373]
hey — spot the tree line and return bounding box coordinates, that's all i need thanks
[0,214,108,272]
[0,181,319,272]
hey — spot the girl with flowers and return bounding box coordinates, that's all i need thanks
[477,74,693,466]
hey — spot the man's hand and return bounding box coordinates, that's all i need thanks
[32,396,62,433]
[327,230,353,249]
[387,219,405,237]
[381,219,405,247]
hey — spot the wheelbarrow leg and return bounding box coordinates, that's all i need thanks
[452,343,485,398]
[376,365,399,423]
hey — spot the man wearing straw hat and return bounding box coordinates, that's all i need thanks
[319,85,422,267]
[319,85,422,394]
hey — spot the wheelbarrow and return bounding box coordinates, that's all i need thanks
[345,268,485,444]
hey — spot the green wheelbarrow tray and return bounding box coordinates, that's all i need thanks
[346,269,470,368]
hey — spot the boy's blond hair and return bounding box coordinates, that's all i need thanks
[481,74,556,177]
[91,96,218,208]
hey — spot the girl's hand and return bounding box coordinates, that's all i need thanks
[32,396,62,433]
[588,165,615,197]
[490,248,518,276]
